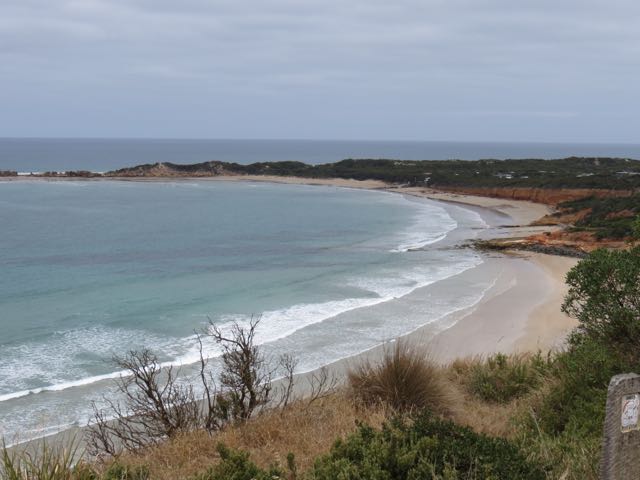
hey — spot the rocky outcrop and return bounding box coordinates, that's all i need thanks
[473,239,588,258]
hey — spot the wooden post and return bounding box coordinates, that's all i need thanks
[601,373,640,479]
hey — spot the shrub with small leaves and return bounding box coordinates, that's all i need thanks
[100,463,150,480]
[191,443,285,480]
[468,353,549,403]
[309,411,546,480]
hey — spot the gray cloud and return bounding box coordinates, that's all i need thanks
[0,0,638,141]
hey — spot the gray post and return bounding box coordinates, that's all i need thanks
[601,373,640,479]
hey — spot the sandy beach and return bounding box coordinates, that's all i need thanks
[320,184,579,370]
[422,252,577,363]
[397,185,578,359]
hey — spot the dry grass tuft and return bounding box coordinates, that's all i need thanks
[347,341,458,417]
[113,392,386,479]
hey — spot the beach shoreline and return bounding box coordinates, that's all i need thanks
[308,187,576,373]
[2,175,579,451]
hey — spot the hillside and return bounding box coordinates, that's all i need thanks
[106,157,640,191]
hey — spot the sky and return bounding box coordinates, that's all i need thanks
[0,0,639,142]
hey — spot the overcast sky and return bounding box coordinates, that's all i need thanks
[1,0,638,141]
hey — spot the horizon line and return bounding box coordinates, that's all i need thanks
[2,137,640,146]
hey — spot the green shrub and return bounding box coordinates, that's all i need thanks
[534,338,626,437]
[633,215,640,239]
[468,353,549,403]
[515,422,601,480]
[348,342,454,414]
[562,246,640,350]
[525,247,640,439]
[309,412,546,480]
[102,463,150,480]
[192,443,285,480]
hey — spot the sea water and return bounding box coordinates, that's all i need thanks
[2,137,640,173]
[0,180,490,443]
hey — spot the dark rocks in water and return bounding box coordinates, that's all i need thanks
[472,239,587,258]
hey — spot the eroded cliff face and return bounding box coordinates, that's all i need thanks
[434,186,633,206]
[436,186,638,253]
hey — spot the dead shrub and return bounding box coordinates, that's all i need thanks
[87,316,283,457]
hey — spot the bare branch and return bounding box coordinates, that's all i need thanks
[275,353,298,410]
[307,366,339,406]
[87,315,289,457]
[206,315,273,422]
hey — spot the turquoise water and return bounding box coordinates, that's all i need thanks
[0,180,488,442]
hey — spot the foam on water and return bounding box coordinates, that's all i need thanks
[0,250,483,408]
[391,200,458,252]
[0,371,128,403]
[0,256,481,406]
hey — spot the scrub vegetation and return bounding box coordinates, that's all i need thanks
[557,193,640,239]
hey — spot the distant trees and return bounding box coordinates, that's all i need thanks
[109,157,640,190]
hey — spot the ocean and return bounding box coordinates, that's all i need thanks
[2,138,640,173]
[0,179,492,443]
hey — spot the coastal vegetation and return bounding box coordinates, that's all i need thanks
[556,193,640,239]
[6,156,640,192]
[347,342,454,415]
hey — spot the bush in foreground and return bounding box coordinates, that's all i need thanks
[348,342,455,415]
[192,443,285,480]
[1,440,84,480]
[562,246,640,350]
[88,317,282,456]
[1,441,149,480]
[465,353,549,403]
[534,338,625,438]
[309,411,546,480]
[529,246,640,438]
